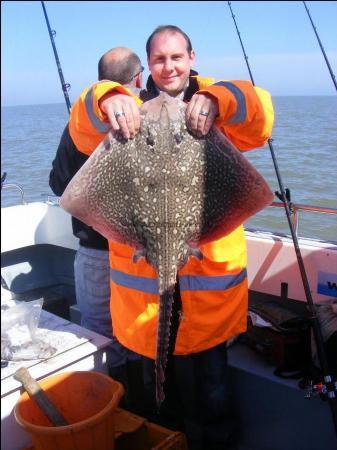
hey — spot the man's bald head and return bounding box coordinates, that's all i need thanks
[98,47,142,84]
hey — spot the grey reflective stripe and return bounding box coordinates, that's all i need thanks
[179,268,247,292]
[110,269,159,294]
[85,88,110,133]
[110,267,246,294]
[213,81,247,124]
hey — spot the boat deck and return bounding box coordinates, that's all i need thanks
[1,308,111,450]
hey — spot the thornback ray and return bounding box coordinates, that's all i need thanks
[60,92,273,408]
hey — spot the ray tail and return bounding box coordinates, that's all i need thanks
[155,288,175,409]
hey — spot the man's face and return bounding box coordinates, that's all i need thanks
[148,31,195,96]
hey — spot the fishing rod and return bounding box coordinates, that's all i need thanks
[303,1,337,92]
[41,1,71,114]
[227,1,337,437]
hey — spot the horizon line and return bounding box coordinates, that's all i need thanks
[2,94,337,108]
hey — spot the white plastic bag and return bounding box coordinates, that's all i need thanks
[1,298,56,360]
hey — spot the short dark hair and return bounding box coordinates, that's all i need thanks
[98,52,142,83]
[146,25,193,57]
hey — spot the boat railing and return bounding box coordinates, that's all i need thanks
[1,183,27,205]
[40,194,60,205]
[1,185,336,239]
[268,201,337,237]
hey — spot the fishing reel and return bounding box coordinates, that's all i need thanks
[274,188,294,214]
[304,376,337,401]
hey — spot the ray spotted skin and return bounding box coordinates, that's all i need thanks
[60,92,273,407]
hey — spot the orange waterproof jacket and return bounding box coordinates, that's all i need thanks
[68,75,274,358]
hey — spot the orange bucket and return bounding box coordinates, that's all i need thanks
[14,371,124,450]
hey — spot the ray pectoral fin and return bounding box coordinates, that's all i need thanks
[197,126,274,242]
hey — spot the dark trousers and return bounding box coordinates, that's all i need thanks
[114,281,237,449]
[142,342,236,450]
